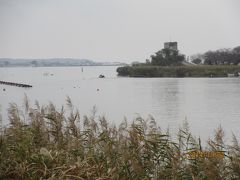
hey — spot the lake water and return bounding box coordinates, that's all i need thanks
[1,66,240,142]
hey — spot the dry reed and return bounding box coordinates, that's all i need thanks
[0,98,239,179]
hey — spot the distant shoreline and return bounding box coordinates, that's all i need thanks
[0,65,122,68]
[0,58,127,67]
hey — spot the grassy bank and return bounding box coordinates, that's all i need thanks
[117,65,240,77]
[1,97,240,179]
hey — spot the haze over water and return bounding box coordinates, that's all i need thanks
[1,66,240,142]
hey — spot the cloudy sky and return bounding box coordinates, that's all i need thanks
[0,0,239,62]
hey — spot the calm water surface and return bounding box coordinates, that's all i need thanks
[1,66,240,141]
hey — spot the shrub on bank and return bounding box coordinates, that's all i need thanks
[0,97,240,179]
[117,65,240,77]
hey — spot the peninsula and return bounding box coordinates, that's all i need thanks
[117,42,240,77]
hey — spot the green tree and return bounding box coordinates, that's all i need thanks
[192,58,202,64]
[201,46,240,65]
[150,49,185,66]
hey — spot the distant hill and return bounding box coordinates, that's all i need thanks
[0,58,127,67]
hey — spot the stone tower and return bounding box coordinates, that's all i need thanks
[164,42,178,51]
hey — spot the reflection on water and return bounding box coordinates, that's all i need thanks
[0,66,240,141]
[151,79,180,123]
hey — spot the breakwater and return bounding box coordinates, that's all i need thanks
[0,81,32,88]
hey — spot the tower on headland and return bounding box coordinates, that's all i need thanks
[164,42,178,51]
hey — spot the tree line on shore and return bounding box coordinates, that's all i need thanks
[141,45,240,66]
[191,46,240,65]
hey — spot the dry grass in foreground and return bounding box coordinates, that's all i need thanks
[0,96,240,179]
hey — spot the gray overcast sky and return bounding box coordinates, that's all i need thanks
[0,0,239,62]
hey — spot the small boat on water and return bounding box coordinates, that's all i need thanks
[99,74,105,78]
[227,73,235,77]
[227,72,240,77]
